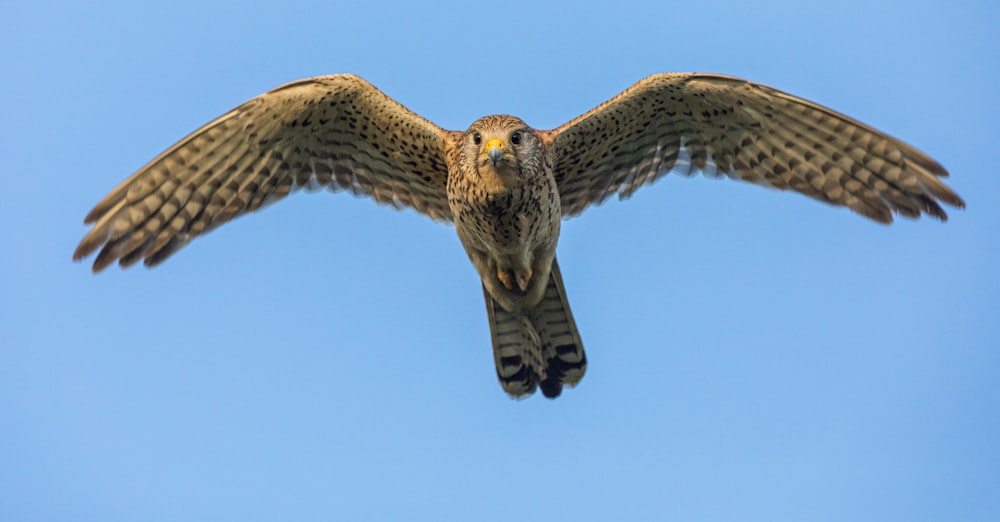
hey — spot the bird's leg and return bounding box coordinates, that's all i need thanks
[498,268,533,293]
[497,269,515,290]
[516,268,532,293]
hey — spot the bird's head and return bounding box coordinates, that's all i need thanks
[463,115,542,183]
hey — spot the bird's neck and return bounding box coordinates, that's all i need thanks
[477,164,519,195]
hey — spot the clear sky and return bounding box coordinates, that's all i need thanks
[2,0,997,520]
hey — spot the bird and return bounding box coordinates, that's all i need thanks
[74,73,964,399]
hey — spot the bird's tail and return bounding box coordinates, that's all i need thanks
[484,257,587,399]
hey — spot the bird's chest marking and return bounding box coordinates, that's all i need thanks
[482,192,510,217]
[457,189,543,251]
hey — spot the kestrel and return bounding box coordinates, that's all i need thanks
[74,73,964,399]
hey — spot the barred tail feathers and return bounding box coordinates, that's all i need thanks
[484,257,587,399]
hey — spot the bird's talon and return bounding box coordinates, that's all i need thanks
[498,269,515,290]
[516,268,532,292]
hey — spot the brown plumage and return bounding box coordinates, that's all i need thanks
[74,73,964,398]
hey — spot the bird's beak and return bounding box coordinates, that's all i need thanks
[484,138,505,166]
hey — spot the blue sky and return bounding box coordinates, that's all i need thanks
[2,0,997,520]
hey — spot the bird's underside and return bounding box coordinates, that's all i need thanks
[74,72,964,399]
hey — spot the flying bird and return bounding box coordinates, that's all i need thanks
[74,73,964,399]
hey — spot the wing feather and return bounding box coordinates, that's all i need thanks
[75,74,452,271]
[543,73,963,222]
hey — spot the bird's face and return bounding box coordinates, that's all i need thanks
[464,115,541,180]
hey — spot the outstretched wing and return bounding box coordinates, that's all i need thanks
[543,73,964,222]
[74,74,452,272]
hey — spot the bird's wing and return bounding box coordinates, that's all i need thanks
[75,74,453,271]
[542,73,963,222]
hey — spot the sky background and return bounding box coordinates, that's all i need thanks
[2,0,998,520]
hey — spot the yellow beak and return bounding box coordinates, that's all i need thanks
[484,138,505,166]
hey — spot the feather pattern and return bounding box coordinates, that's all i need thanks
[74,74,452,271]
[543,73,964,222]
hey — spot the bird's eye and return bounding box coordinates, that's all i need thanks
[473,133,482,145]
[510,132,522,145]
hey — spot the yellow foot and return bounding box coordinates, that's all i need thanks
[497,269,515,290]
[497,268,533,293]
[516,268,533,293]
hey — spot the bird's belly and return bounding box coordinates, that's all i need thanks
[458,203,554,262]
[453,198,559,311]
